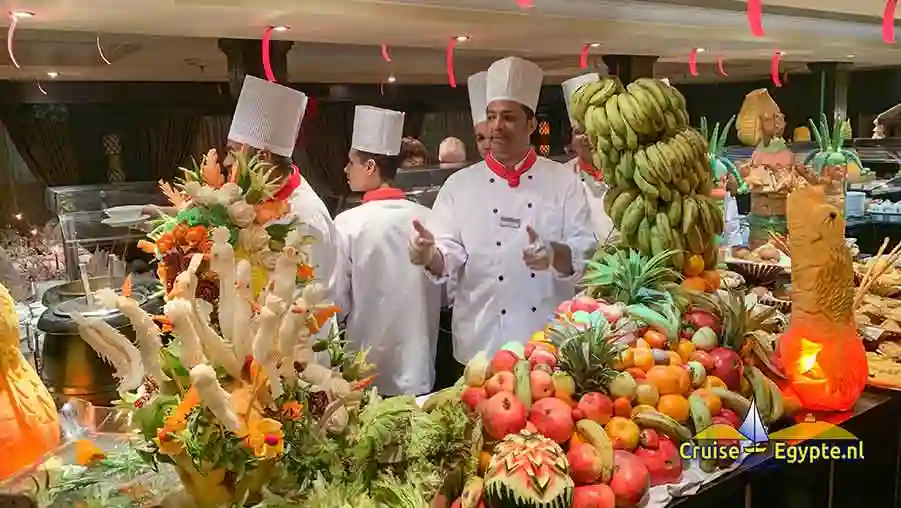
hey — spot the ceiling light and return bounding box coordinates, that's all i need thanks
[455,35,470,42]
[695,48,706,53]
[14,213,22,220]
[589,43,600,48]
[387,75,396,83]
[779,51,787,55]
[9,10,34,18]
[846,54,855,58]
[271,25,289,32]
[46,71,58,78]
[30,228,37,236]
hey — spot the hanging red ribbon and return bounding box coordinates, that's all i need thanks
[688,48,698,77]
[748,0,764,37]
[6,12,21,69]
[716,57,728,77]
[380,43,392,62]
[516,0,534,8]
[580,44,591,70]
[884,0,898,43]
[771,50,782,87]
[446,37,458,88]
[262,26,277,82]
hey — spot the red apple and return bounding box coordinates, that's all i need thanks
[683,308,721,335]
[529,349,557,370]
[572,484,615,508]
[635,437,683,486]
[485,371,515,397]
[490,349,520,374]
[639,429,659,449]
[578,392,614,425]
[461,386,488,412]
[568,444,604,485]
[719,408,741,428]
[610,450,651,508]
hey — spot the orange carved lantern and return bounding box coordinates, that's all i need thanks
[775,186,867,411]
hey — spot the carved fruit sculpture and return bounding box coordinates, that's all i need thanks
[484,431,574,508]
[0,283,60,479]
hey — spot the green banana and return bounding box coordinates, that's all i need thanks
[686,224,706,254]
[594,133,612,153]
[688,393,713,434]
[605,93,627,137]
[592,104,611,137]
[609,127,626,151]
[603,185,621,216]
[627,82,665,130]
[625,304,678,340]
[763,375,784,422]
[616,151,635,183]
[645,144,672,183]
[709,388,751,421]
[671,232,685,268]
[637,218,651,255]
[625,123,639,150]
[644,197,658,219]
[658,185,672,202]
[650,222,666,257]
[620,195,645,237]
[610,189,638,227]
[696,196,716,237]
[634,78,671,110]
[681,196,698,235]
[617,93,645,137]
[588,78,618,107]
[667,196,682,226]
[745,366,772,424]
[571,81,603,126]
[634,149,660,186]
[633,169,660,200]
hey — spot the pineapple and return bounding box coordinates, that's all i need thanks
[484,431,574,508]
[548,318,621,396]
[583,247,681,306]
[232,150,284,204]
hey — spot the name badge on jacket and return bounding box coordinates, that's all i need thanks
[499,216,521,229]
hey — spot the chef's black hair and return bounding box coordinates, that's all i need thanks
[521,105,535,120]
[354,149,399,181]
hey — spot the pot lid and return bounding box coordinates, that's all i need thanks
[53,291,147,319]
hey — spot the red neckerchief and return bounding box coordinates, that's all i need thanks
[578,157,604,183]
[362,187,406,203]
[271,165,301,201]
[485,148,538,188]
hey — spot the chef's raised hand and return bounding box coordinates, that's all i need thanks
[522,225,553,271]
[409,219,438,266]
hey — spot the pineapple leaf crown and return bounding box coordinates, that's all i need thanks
[549,318,623,396]
[699,115,747,194]
[690,290,776,351]
[805,113,862,176]
[583,247,682,306]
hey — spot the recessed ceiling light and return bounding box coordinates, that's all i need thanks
[589,43,600,48]
[455,35,470,42]
[47,71,58,78]
[9,10,34,18]
[846,54,855,58]
[271,25,290,32]
[696,48,706,53]
[387,75,397,83]
[779,51,787,55]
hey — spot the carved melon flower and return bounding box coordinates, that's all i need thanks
[237,226,270,253]
[182,181,217,207]
[251,249,279,271]
[228,201,257,228]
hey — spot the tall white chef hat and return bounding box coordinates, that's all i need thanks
[561,73,600,123]
[467,71,488,126]
[485,56,544,113]
[227,75,309,157]
[351,106,405,156]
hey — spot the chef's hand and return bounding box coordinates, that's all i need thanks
[409,219,438,266]
[522,225,553,271]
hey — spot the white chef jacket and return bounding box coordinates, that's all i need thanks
[426,156,595,363]
[722,193,743,247]
[569,158,616,244]
[331,197,441,395]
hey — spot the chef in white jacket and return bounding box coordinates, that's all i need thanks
[331,106,441,396]
[468,71,491,158]
[561,73,616,243]
[409,56,595,370]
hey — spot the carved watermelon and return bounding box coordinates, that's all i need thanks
[484,431,573,508]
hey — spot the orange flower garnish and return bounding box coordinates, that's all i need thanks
[297,264,315,280]
[185,225,208,245]
[202,149,225,189]
[137,240,157,254]
[173,385,200,421]
[280,401,303,420]
[254,200,290,225]
[313,305,341,328]
[351,375,377,391]
[152,314,173,333]
[75,439,106,465]
[159,180,186,208]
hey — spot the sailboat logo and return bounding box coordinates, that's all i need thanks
[738,397,769,444]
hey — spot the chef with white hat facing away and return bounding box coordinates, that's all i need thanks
[562,73,616,243]
[468,71,490,158]
[225,75,339,363]
[331,106,441,396]
[409,56,594,370]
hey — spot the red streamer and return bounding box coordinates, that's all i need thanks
[380,43,392,62]
[262,26,277,82]
[748,0,764,37]
[688,48,698,77]
[716,56,728,77]
[6,13,20,69]
[771,50,782,87]
[580,44,591,70]
[446,38,458,88]
[516,0,534,8]
[884,0,898,43]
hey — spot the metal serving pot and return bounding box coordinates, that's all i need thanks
[36,282,164,406]
[41,277,124,307]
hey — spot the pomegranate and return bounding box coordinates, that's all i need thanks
[461,386,488,412]
[635,437,683,486]
[708,347,743,391]
[577,392,614,425]
[572,407,585,421]
[528,397,574,444]
[485,371,515,397]
[683,308,721,335]
[719,408,741,428]
[556,300,574,316]
[524,342,536,359]
[639,429,659,449]
[572,484,615,508]
[530,370,555,400]
[571,295,602,314]
[450,498,461,508]
[490,350,520,374]
[529,349,558,370]
[482,392,527,440]
[609,450,650,508]
[690,350,716,372]
[568,443,604,485]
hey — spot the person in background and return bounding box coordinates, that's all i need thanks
[561,73,616,243]
[399,137,428,169]
[438,137,468,169]
[468,71,490,158]
[409,56,595,378]
[331,106,441,396]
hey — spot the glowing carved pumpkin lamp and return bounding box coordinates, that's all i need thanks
[776,186,866,411]
[0,283,60,479]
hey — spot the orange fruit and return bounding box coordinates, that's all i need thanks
[643,330,668,349]
[671,365,692,395]
[632,349,655,372]
[691,389,723,415]
[684,254,705,277]
[681,276,708,292]
[556,392,577,408]
[666,351,683,366]
[479,451,492,475]
[676,340,696,362]
[635,338,651,349]
[613,397,633,418]
[645,366,681,395]
[615,348,635,370]
[626,367,647,381]
[657,394,691,423]
[704,376,727,390]
[605,416,641,451]
[701,270,721,292]
[569,431,587,449]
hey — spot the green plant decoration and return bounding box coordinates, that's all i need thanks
[700,115,747,194]
[805,113,862,176]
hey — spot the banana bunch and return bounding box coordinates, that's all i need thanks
[572,75,722,269]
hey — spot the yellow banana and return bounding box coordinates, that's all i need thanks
[588,77,618,107]
[610,189,639,227]
[681,195,698,235]
[605,93,628,137]
[625,123,639,150]
[634,78,671,111]
[571,81,603,126]
[645,144,672,184]
[633,169,660,200]
[627,82,665,131]
[634,149,660,186]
